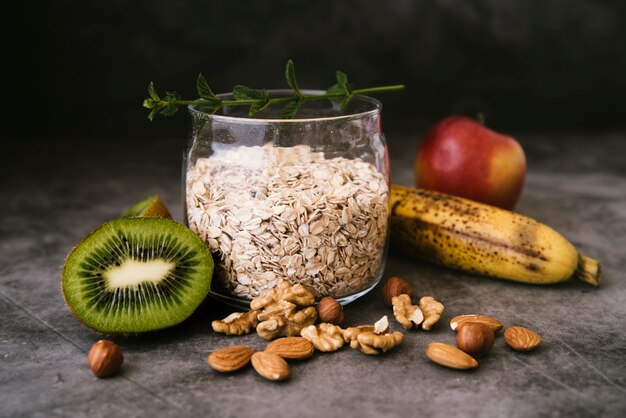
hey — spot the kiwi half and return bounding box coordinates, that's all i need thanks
[62,217,213,334]
[121,195,172,218]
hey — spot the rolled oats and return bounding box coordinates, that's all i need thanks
[186,144,388,299]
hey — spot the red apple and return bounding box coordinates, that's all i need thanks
[416,116,526,210]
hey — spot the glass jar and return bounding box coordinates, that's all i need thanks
[184,90,390,308]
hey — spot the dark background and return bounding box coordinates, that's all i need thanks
[12,0,626,142]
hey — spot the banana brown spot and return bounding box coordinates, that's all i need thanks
[526,263,541,272]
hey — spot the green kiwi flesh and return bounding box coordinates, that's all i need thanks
[122,195,172,218]
[62,217,213,334]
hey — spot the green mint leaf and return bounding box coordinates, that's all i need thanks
[326,84,350,95]
[336,70,349,90]
[281,99,300,119]
[326,71,352,106]
[148,107,160,121]
[248,99,271,117]
[148,82,160,101]
[339,94,353,111]
[285,60,303,98]
[326,83,347,96]
[335,71,352,94]
[148,91,181,118]
[326,83,348,106]
[164,90,182,102]
[233,85,269,101]
[160,104,179,117]
[143,98,155,109]
[199,96,222,110]
[234,84,271,116]
[197,73,219,101]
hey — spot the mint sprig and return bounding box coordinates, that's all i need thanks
[143,60,404,120]
[326,70,353,110]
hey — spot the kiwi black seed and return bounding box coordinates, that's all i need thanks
[62,217,213,334]
[121,195,172,218]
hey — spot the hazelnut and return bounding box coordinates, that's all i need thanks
[88,340,123,378]
[316,297,344,325]
[381,276,413,306]
[455,323,494,358]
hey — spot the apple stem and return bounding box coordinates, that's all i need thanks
[477,112,486,125]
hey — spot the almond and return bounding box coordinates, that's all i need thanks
[251,351,291,381]
[381,276,414,306]
[450,314,503,333]
[504,326,542,352]
[208,345,255,372]
[265,337,315,360]
[425,342,478,370]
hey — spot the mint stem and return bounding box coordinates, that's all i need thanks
[353,85,406,94]
[172,86,405,108]
[144,61,405,119]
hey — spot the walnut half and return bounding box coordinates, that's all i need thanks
[341,325,375,349]
[419,296,444,331]
[300,323,345,352]
[251,282,315,311]
[353,331,404,355]
[212,311,259,336]
[341,321,403,355]
[256,306,318,340]
[391,294,444,331]
[391,294,424,330]
[251,281,318,340]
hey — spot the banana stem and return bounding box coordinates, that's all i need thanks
[576,255,601,286]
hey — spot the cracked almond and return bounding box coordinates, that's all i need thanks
[504,326,541,352]
[450,314,503,333]
[208,345,255,372]
[265,337,314,359]
[425,342,478,370]
[251,351,291,381]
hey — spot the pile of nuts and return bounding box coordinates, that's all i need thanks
[208,281,410,380]
[422,312,542,371]
[208,278,445,381]
[381,276,445,332]
[211,281,318,341]
[208,338,311,381]
[380,276,541,371]
[85,277,542,380]
[424,315,542,370]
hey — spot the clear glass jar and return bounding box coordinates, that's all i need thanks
[184,90,389,308]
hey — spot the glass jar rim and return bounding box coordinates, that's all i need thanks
[187,89,382,124]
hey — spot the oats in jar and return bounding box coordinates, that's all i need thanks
[186,144,388,299]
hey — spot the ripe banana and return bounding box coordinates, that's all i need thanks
[389,184,600,286]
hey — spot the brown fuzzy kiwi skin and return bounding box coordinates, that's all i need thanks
[61,217,211,336]
[122,195,172,219]
[139,196,172,219]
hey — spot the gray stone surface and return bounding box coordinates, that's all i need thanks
[1,133,625,417]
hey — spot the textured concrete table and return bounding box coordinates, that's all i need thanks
[2,133,625,417]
